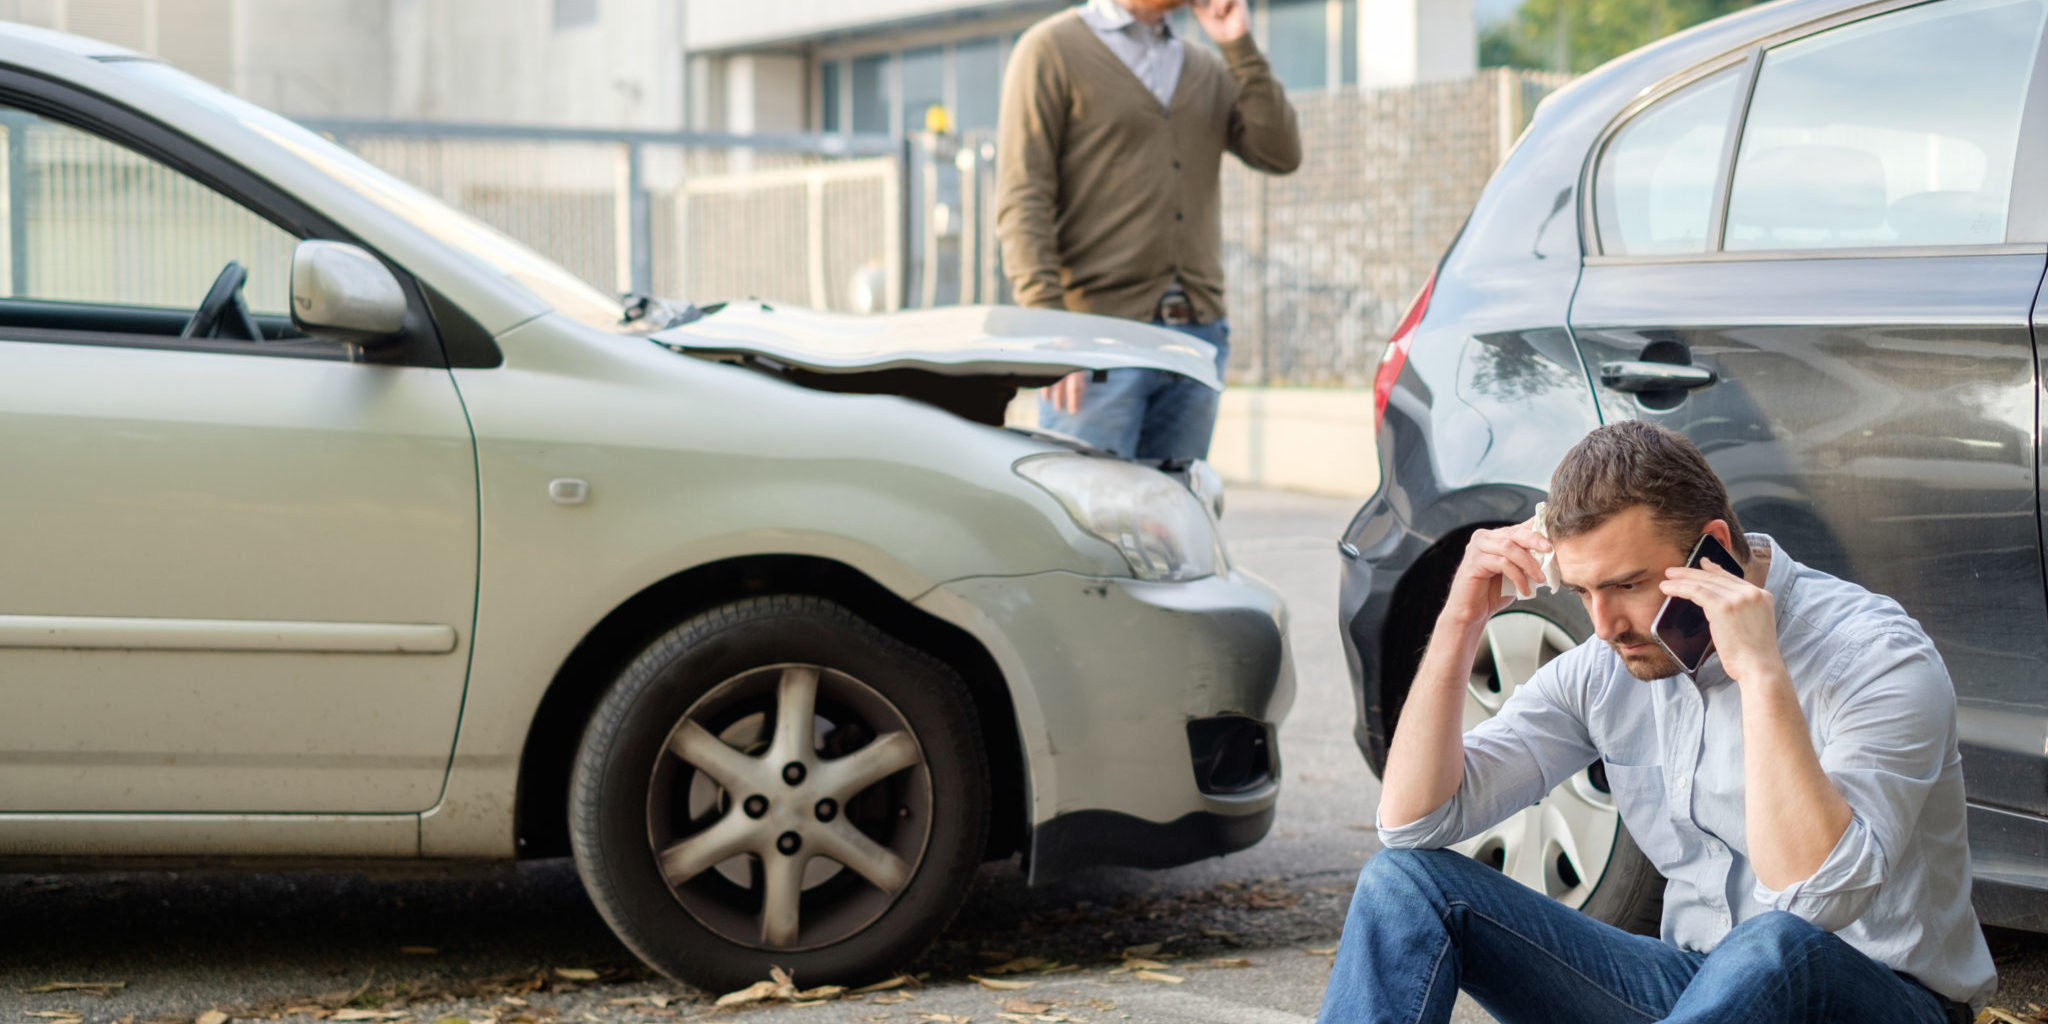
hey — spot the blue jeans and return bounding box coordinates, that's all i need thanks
[1317,848,1955,1024]
[1037,320,1228,461]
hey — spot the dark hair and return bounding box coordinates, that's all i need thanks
[1547,420,1749,562]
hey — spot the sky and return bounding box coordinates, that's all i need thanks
[1474,0,1523,24]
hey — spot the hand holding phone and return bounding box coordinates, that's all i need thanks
[1652,533,1744,675]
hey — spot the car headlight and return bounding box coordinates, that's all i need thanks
[1015,453,1222,582]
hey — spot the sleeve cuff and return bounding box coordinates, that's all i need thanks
[1377,799,1458,850]
[1750,814,1885,930]
[1217,34,1267,72]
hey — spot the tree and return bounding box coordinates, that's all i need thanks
[1480,0,1764,74]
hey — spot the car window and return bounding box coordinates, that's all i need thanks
[1594,68,1743,256]
[0,105,297,318]
[1725,0,2048,252]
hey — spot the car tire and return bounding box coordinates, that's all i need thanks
[1451,598,1663,936]
[568,595,990,992]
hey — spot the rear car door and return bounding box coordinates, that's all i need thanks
[1569,0,2048,817]
[0,86,477,813]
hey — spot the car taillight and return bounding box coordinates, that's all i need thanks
[1373,272,1436,428]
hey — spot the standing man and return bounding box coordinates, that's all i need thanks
[996,0,1299,462]
[1319,421,1992,1024]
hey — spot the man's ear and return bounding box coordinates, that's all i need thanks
[1703,518,1735,554]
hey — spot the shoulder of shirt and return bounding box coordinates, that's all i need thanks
[1775,556,1939,671]
[1013,13,1085,77]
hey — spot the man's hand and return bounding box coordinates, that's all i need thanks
[1661,559,1787,686]
[1441,518,1550,629]
[1045,370,1088,415]
[1191,0,1250,43]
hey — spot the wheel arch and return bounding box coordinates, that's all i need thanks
[513,554,1029,863]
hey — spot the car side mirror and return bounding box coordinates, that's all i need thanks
[290,240,408,345]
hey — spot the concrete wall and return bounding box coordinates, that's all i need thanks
[383,0,685,127]
[683,0,1032,52]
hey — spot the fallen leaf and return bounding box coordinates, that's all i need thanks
[1979,1011,2031,1024]
[434,1018,468,1024]
[1304,946,1338,956]
[198,1012,231,1024]
[25,983,127,995]
[1133,971,1185,985]
[850,976,912,995]
[400,947,438,956]
[1198,927,1241,941]
[1001,1000,1054,1015]
[871,992,915,1005]
[552,969,599,982]
[713,982,778,1008]
[792,986,845,1001]
[1037,964,1082,975]
[1120,943,1162,959]
[1207,958,1253,969]
[497,1000,527,1008]
[1121,958,1170,971]
[971,975,1037,991]
[977,949,1017,962]
[27,1015,83,1022]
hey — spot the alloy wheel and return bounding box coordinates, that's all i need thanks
[646,663,933,951]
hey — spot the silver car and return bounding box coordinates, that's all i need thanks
[0,25,1293,990]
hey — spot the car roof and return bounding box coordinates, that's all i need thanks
[0,22,146,62]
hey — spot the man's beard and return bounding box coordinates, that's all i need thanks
[1611,632,1682,681]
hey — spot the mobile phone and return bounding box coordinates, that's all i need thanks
[1651,533,1743,676]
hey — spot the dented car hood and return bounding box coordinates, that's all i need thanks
[651,303,1222,392]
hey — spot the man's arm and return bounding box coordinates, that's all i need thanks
[1191,0,1301,175]
[995,29,1069,311]
[1380,520,1553,828]
[1660,559,1853,892]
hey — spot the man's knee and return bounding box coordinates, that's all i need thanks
[1352,848,1470,913]
[1715,910,1830,965]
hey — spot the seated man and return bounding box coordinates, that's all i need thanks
[1318,421,1992,1024]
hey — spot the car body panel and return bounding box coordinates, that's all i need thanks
[0,339,477,813]
[654,303,1223,389]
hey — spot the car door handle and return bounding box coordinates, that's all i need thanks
[1598,361,1717,393]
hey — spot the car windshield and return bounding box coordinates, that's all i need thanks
[106,60,629,330]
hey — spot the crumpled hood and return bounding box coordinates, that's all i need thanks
[651,303,1221,391]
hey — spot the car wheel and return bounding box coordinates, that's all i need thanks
[1452,606,1663,935]
[569,595,990,992]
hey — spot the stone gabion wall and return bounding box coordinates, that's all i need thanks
[1218,69,1569,387]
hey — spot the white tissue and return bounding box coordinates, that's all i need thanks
[1500,500,1564,600]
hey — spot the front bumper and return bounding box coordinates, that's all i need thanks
[915,568,1293,884]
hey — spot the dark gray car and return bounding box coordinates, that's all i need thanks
[1342,0,2048,933]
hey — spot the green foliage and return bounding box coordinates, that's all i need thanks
[1479,0,1765,73]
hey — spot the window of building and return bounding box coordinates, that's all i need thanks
[552,0,596,31]
[850,54,890,134]
[1725,0,2047,251]
[1266,0,1330,90]
[820,61,841,133]
[955,36,1003,132]
[901,45,946,135]
[1593,67,1741,256]
[1338,0,1359,86]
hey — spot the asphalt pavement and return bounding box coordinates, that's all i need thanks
[5,489,2046,1024]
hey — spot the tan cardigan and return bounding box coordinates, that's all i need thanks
[995,10,1301,323]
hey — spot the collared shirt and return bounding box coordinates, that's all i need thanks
[1380,534,1996,1009]
[1077,0,1183,109]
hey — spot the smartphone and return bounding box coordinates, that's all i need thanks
[1651,533,1743,676]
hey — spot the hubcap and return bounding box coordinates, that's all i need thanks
[646,663,932,951]
[1450,611,1621,909]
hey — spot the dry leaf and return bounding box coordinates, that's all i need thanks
[713,982,779,1008]
[26,982,126,995]
[971,975,1037,991]
[1207,958,1253,968]
[400,947,438,956]
[434,1018,468,1024]
[28,1015,83,1022]
[552,969,599,982]
[1304,946,1338,956]
[792,986,844,1001]
[1037,964,1082,975]
[1120,943,1162,959]
[1001,1000,1054,1015]
[977,949,1017,962]
[1978,1011,2031,1024]
[851,976,911,995]
[1133,971,1185,985]
[871,992,915,1005]
[1199,927,1241,941]
[498,999,527,1007]
[1121,958,1170,971]
[198,1012,231,1024]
